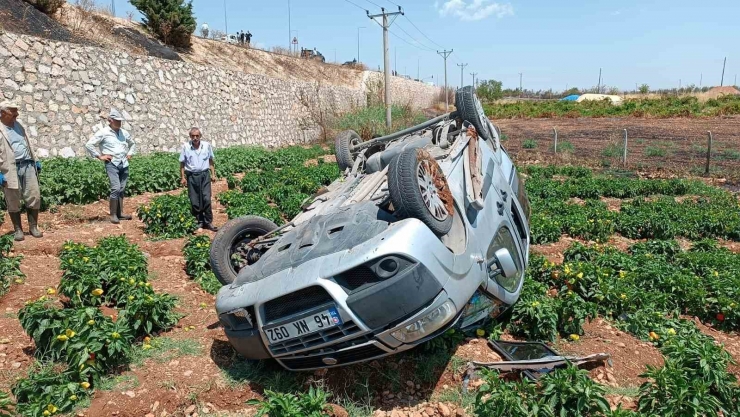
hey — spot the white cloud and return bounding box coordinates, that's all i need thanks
[611,10,621,16]
[437,0,514,21]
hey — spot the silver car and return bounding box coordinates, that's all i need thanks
[211,87,531,371]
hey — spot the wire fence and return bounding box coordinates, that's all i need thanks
[496,117,740,180]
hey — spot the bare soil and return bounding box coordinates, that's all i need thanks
[1,173,738,416]
[497,116,740,183]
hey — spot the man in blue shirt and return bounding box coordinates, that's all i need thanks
[85,108,136,224]
[179,127,217,231]
[0,101,43,241]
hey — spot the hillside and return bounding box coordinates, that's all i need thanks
[2,0,367,89]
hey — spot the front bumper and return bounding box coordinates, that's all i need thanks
[216,218,489,371]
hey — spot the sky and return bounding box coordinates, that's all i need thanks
[111,0,740,92]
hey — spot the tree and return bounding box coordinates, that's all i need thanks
[476,79,503,102]
[130,0,196,48]
[639,84,650,94]
[22,0,66,15]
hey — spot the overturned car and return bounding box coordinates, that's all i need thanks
[211,87,531,371]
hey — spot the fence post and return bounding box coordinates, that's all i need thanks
[705,131,713,175]
[553,128,558,153]
[622,129,628,166]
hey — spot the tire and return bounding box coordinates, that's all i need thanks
[334,130,361,171]
[388,148,453,236]
[455,86,494,142]
[210,216,278,285]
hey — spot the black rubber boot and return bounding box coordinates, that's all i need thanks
[117,197,132,220]
[27,209,43,238]
[109,199,120,224]
[9,212,24,241]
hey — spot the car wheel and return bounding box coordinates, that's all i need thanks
[455,86,494,142]
[335,130,362,171]
[210,216,278,285]
[388,148,453,236]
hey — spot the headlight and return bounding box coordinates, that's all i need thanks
[488,226,524,292]
[390,300,456,343]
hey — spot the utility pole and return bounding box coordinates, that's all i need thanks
[394,48,397,75]
[470,72,478,88]
[518,72,523,98]
[224,0,228,36]
[417,59,420,81]
[368,6,404,129]
[700,73,703,88]
[111,0,115,16]
[597,68,602,93]
[721,57,726,86]
[457,63,468,88]
[437,50,453,111]
[287,0,291,51]
[357,27,365,62]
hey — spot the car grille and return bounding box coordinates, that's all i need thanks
[269,321,363,355]
[263,286,334,324]
[334,265,383,293]
[278,343,388,370]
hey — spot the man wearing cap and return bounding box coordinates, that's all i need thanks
[179,127,217,231]
[0,101,43,241]
[84,108,136,224]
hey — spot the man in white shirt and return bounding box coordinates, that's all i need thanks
[0,101,43,241]
[179,127,217,231]
[84,108,136,224]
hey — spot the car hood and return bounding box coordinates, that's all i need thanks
[233,202,396,286]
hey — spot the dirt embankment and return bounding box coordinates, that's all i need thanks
[2,0,367,89]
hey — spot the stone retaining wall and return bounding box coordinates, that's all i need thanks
[0,31,441,157]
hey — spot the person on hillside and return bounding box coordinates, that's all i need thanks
[239,31,244,45]
[245,31,252,47]
[179,127,217,232]
[84,108,136,224]
[0,101,43,241]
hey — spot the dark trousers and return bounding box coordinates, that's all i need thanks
[186,170,213,225]
[105,162,129,199]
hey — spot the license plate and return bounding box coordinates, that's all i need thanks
[264,307,342,345]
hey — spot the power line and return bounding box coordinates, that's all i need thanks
[361,0,385,9]
[403,15,444,49]
[392,23,436,51]
[388,28,433,52]
[342,0,369,12]
[384,0,402,7]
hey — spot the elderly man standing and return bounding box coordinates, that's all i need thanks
[179,127,217,231]
[0,101,43,241]
[85,108,136,224]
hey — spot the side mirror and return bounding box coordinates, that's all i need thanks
[493,248,517,279]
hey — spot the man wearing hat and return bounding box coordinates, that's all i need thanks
[0,101,43,241]
[84,108,136,224]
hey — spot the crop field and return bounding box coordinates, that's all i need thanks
[0,139,738,416]
[496,116,740,182]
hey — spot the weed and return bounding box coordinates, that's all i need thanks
[645,146,667,157]
[129,337,202,365]
[719,149,740,160]
[555,141,574,153]
[333,105,426,140]
[522,139,538,149]
[602,143,625,158]
[223,360,302,392]
[98,374,140,392]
